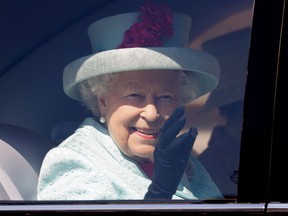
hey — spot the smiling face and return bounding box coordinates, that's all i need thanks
[97,70,181,162]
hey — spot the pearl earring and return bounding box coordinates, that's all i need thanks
[100,116,106,123]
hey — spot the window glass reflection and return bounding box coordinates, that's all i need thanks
[0,0,254,201]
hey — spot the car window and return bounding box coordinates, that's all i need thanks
[0,0,267,211]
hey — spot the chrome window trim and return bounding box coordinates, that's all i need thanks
[267,203,288,213]
[0,203,265,213]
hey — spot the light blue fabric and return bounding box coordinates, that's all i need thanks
[37,117,223,200]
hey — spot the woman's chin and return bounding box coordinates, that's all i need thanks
[128,147,155,161]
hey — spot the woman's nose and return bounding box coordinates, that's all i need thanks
[140,104,160,122]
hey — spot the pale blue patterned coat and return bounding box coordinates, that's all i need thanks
[37,117,223,200]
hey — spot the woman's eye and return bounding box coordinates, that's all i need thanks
[129,93,140,97]
[158,95,173,101]
[126,93,142,99]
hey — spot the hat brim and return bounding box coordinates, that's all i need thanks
[63,47,220,102]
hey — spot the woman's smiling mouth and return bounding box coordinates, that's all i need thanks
[131,127,161,139]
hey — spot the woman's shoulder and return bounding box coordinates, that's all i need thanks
[41,117,124,172]
[56,117,107,151]
[38,118,106,171]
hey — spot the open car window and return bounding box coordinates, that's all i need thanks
[1,0,287,214]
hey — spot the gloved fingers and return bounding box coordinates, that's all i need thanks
[188,127,198,138]
[160,106,184,137]
[159,127,197,166]
[179,136,195,161]
[159,115,186,148]
[159,106,185,148]
[154,133,191,166]
[179,127,198,154]
[155,126,197,162]
[165,127,198,152]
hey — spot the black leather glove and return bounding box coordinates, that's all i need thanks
[144,106,198,200]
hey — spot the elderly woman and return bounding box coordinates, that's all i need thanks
[37,2,222,200]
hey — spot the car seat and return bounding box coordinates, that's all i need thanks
[0,124,55,200]
[50,121,80,144]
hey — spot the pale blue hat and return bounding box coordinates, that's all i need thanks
[63,10,220,102]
